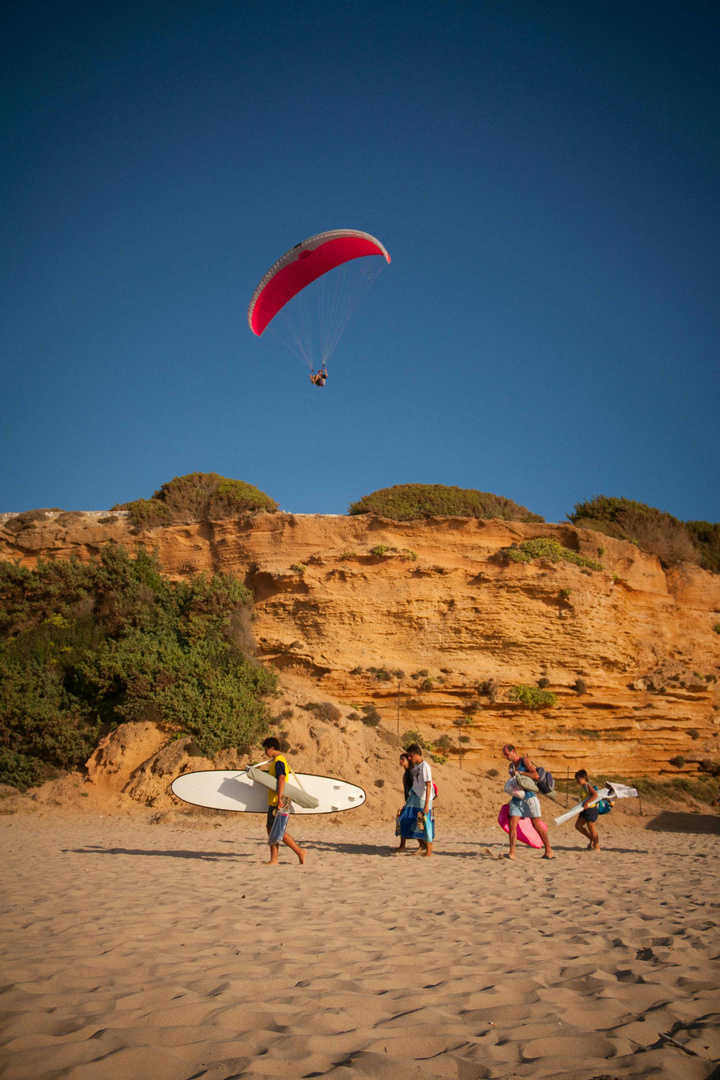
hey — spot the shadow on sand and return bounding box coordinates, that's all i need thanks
[644,811,720,834]
[64,846,252,861]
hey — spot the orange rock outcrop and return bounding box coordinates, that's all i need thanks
[2,511,719,780]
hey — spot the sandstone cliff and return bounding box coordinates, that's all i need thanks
[2,510,719,788]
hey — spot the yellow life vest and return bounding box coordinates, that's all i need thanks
[267,754,290,806]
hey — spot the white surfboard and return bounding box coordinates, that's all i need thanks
[554,782,637,826]
[171,769,366,814]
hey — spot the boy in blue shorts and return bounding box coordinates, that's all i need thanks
[261,737,307,867]
[574,768,601,852]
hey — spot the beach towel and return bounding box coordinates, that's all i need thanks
[398,790,435,842]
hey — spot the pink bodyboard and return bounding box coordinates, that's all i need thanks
[498,803,544,848]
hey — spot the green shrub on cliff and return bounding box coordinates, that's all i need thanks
[113,472,278,527]
[685,521,720,574]
[567,496,701,569]
[348,484,543,522]
[503,536,604,571]
[510,685,557,709]
[0,546,275,789]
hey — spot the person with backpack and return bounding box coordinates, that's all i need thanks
[574,769,602,852]
[501,744,554,860]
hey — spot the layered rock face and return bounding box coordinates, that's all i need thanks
[2,511,719,778]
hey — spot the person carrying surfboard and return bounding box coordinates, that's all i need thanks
[261,737,307,867]
[501,744,554,860]
[574,769,602,852]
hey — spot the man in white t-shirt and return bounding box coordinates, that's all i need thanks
[403,743,434,856]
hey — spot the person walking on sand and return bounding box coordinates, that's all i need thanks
[502,744,554,860]
[396,744,434,856]
[396,752,414,851]
[261,736,306,867]
[574,769,602,852]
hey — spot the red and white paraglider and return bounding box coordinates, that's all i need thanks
[248,229,390,385]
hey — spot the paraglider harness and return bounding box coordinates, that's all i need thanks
[310,365,328,387]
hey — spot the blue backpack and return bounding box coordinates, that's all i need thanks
[536,766,555,795]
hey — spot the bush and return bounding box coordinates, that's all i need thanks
[572,679,587,695]
[370,545,390,557]
[503,537,604,571]
[0,546,276,787]
[685,521,720,573]
[537,677,550,689]
[3,509,64,534]
[360,705,382,727]
[348,484,544,522]
[433,735,453,752]
[401,729,428,749]
[668,756,686,769]
[486,768,499,778]
[305,702,342,723]
[510,685,557,709]
[568,496,700,569]
[113,472,277,527]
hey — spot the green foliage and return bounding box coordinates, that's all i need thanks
[349,484,544,523]
[504,537,604,571]
[370,545,390,557]
[510,684,557,709]
[433,735,453,752]
[0,546,275,789]
[685,521,720,573]
[668,755,686,769]
[568,495,703,569]
[290,564,307,573]
[713,623,720,635]
[113,472,278,527]
[401,729,429,749]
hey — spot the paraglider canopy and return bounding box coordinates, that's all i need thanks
[248,229,390,337]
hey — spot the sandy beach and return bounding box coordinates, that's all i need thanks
[1,812,718,1080]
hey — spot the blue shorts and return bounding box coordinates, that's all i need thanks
[579,806,599,823]
[508,795,541,819]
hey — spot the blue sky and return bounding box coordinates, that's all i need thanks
[2,0,718,523]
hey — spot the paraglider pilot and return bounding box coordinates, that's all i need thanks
[310,365,328,387]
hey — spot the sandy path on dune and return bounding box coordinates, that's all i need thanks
[1,814,718,1080]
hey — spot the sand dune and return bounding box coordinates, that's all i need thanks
[1,813,718,1079]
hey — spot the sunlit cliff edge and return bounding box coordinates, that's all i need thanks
[2,510,719,789]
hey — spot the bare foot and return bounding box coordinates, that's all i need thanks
[297,849,307,865]
[591,844,601,852]
[504,852,517,861]
[541,853,555,860]
[263,860,279,866]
